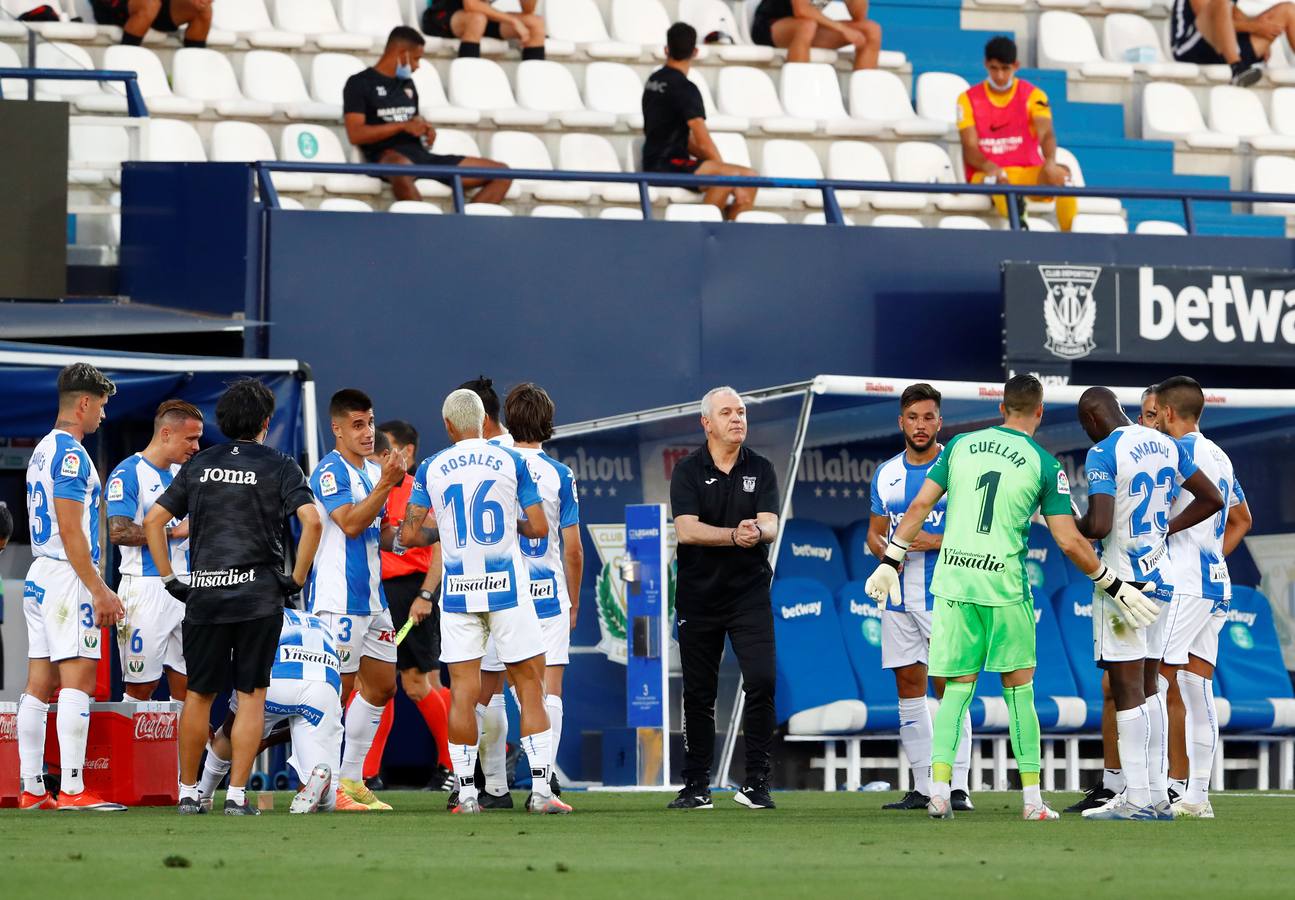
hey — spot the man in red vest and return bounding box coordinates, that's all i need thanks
[957,36,1076,231]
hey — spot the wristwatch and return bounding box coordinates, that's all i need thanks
[417,589,435,602]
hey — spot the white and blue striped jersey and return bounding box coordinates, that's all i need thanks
[307,450,386,617]
[107,453,189,577]
[410,438,542,614]
[515,447,580,619]
[271,607,342,693]
[870,450,947,612]
[1168,431,1243,606]
[26,429,101,564]
[1085,424,1197,602]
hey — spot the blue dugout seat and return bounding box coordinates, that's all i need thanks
[1215,586,1295,733]
[1026,523,1084,602]
[834,581,900,731]
[771,578,866,732]
[840,518,880,583]
[775,520,848,593]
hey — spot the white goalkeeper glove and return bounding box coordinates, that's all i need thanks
[1088,564,1160,629]
[864,537,910,608]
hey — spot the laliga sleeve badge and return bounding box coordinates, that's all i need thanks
[61,453,82,477]
[107,477,125,502]
[1056,469,1071,495]
[319,469,338,497]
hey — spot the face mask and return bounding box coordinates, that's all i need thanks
[395,56,413,79]
[988,74,1015,92]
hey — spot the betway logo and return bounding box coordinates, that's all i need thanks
[1028,548,1048,562]
[1226,610,1257,627]
[780,601,822,619]
[849,599,882,619]
[889,510,944,529]
[790,543,833,562]
[1139,269,1295,345]
[1073,601,1093,618]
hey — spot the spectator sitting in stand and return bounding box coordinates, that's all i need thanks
[750,0,882,70]
[421,0,547,60]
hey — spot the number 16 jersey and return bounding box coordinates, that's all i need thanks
[410,438,542,614]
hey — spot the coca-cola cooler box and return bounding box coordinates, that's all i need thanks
[0,700,179,807]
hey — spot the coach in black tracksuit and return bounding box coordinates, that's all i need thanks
[668,386,780,811]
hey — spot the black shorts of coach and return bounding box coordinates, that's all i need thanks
[184,614,282,695]
[383,573,441,673]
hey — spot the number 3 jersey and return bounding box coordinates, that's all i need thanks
[307,450,386,617]
[107,453,188,577]
[1167,431,1243,605]
[514,446,580,618]
[26,429,101,564]
[1084,423,1196,600]
[410,438,542,614]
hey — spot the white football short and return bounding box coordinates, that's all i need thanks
[481,609,569,671]
[1158,593,1226,667]
[231,679,342,787]
[118,574,186,682]
[1092,587,1164,663]
[440,603,545,667]
[24,557,101,663]
[313,609,397,674]
[881,608,932,670]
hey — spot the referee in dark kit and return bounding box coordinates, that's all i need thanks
[144,378,322,816]
[668,386,781,811]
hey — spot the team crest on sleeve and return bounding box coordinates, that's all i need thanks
[319,469,338,497]
[107,477,124,502]
[1057,470,1071,495]
[61,453,81,477]
[742,476,757,493]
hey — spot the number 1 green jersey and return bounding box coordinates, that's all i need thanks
[926,426,1073,607]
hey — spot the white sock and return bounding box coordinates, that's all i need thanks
[480,693,508,796]
[897,696,932,796]
[450,741,480,803]
[1177,670,1218,805]
[1023,783,1042,808]
[17,694,49,795]
[545,695,564,781]
[953,711,972,793]
[56,689,91,795]
[198,743,232,800]
[179,782,200,802]
[520,728,553,798]
[1115,705,1151,807]
[227,785,245,806]
[340,695,384,782]
[1146,678,1169,805]
[1170,777,1187,797]
[1103,767,1125,793]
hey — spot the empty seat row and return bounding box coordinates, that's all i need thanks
[1144,82,1295,150]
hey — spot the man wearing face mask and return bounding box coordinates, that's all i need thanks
[343,26,512,205]
[957,36,1076,232]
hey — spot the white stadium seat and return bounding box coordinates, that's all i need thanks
[894,141,992,211]
[489,131,584,201]
[1271,87,1295,136]
[280,123,383,194]
[677,0,775,62]
[336,0,405,42]
[275,197,305,210]
[558,132,656,204]
[210,120,314,192]
[465,202,513,215]
[531,205,585,218]
[410,64,481,124]
[1134,219,1188,234]
[914,71,970,128]
[848,71,947,135]
[583,62,645,129]
[144,118,207,162]
[273,0,372,50]
[827,140,924,210]
[779,63,879,136]
[211,0,306,48]
[1054,146,1123,214]
[545,0,641,59]
[609,0,678,58]
[1252,155,1295,216]
[172,48,275,118]
[32,42,100,102]
[388,200,443,214]
[310,52,366,108]
[763,138,861,209]
[870,214,924,228]
[449,58,550,126]
[1208,85,1295,150]
[0,42,24,98]
[1071,212,1129,233]
[1143,81,1241,148]
[599,207,645,219]
[414,129,483,198]
[73,44,203,115]
[1037,11,1133,79]
[4,0,97,40]
[318,197,374,212]
[515,60,616,128]
[1102,14,1200,79]
[665,203,723,221]
[1025,217,1057,232]
[687,69,749,132]
[939,215,993,229]
[802,211,857,225]
[242,50,340,119]
[735,210,788,224]
[70,122,131,169]
[716,66,816,134]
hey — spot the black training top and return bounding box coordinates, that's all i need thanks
[642,66,706,170]
[157,441,314,625]
[669,443,780,609]
[342,67,423,162]
[754,0,796,24]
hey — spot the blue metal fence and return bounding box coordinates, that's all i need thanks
[0,67,148,116]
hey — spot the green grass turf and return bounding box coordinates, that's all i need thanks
[3,791,1295,900]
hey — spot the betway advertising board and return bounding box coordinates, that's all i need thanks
[1003,262,1295,368]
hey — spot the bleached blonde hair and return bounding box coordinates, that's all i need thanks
[442,388,485,435]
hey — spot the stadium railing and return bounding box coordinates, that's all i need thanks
[252,161,1295,233]
[0,67,148,116]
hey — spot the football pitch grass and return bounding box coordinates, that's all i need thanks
[4,790,1295,899]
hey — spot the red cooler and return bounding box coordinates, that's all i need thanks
[0,702,19,808]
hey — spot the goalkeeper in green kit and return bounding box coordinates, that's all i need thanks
[865,376,1160,821]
